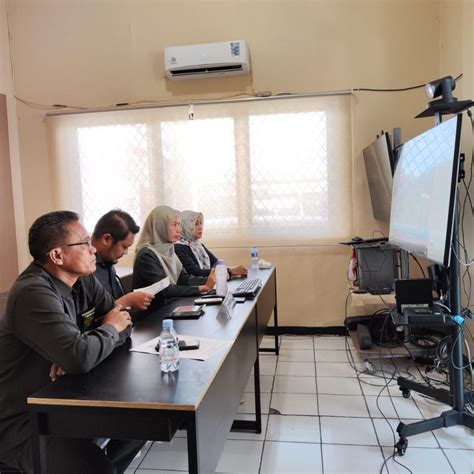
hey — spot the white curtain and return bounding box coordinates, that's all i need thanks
[46,94,353,247]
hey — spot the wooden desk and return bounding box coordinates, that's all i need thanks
[28,267,277,474]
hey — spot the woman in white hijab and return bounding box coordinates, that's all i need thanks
[175,211,247,278]
[132,206,216,313]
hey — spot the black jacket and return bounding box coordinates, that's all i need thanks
[132,248,207,315]
[174,243,217,277]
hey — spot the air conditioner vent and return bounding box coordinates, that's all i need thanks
[164,41,250,80]
[170,64,244,77]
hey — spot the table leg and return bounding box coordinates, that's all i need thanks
[187,416,199,474]
[30,411,47,474]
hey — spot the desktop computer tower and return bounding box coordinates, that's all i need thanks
[356,244,398,294]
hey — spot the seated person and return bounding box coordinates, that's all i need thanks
[92,209,154,310]
[175,210,247,278]
[0,211,143,474]
[133,206,215,314]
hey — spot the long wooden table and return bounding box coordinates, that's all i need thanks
[28,267,277,473]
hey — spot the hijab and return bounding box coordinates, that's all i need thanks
[178,210,211,270]
[135,205,183,284]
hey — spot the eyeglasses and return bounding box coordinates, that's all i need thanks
[64,238,93,249]
[46,237,93,255]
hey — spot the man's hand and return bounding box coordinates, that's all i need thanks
[230,265,248,276]
[102,306,133,333]
[118,291,154,311]
[49,363,65,382]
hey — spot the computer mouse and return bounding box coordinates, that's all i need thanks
[352,236,363,242]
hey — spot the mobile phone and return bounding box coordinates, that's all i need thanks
[194,297,223,305]
[155,340,200,351]
[199,292,218,299]
[178,339,200,350]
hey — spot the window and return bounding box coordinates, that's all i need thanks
[47,94,352,245]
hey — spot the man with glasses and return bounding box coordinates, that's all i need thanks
[0,211,143,474]
[92,209,154,310]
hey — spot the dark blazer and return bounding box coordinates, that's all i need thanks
[174,243,218,277]
[132,248,207,315]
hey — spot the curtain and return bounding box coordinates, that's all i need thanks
[46,94,352,247]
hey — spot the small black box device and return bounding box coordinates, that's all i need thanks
[395,278,434,314]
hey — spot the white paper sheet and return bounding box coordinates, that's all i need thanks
[130,334,231,361]
[134,276,170,295]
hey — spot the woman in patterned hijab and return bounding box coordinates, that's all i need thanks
[175,210,248,278]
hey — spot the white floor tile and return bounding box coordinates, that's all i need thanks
[317,376,362,395]
[372,418,439,447]
[365,395,424,419]
[280,336,314,350]
[316,362,359,378]
[128,440,153,468]
[314,349,358,363]
[320,416,378,445]
[276,361,315,377]
[228,414,268,441]
[266,414,320,443]
[381,446,455,473]
[433,425,474,449]
[140,438,189,471]
[412,393,452,419]
[314,336,352,350]
[259,335,280,349]
[270,392,318,415]
[443,448,474,473]
[278,349,315,362]
[318,394,369,417]
[322,444,383,473]
[215,440,263,473]
[273,375,316,393]
[258,358,277,376]
[358,375,403,397]
[244,375,273,393]
[237,392,271,414]
[260,441,323,473]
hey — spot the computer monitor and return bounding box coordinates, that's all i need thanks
[389,115,462,267]
[362,133,395,223]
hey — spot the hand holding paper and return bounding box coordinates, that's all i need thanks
[134,276,170,296]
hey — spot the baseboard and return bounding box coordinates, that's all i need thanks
[265,326,348,336]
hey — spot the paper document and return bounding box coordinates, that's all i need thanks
[134,276,170,295]
[130,334,231,361]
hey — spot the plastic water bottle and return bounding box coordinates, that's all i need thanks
[159,319,179,372]
[215,259,228,297]
[251,246,259,269]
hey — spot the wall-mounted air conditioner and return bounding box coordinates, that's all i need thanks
[164,40,250,80]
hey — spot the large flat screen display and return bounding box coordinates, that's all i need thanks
[389,115,462,267]
[363,133,394,223]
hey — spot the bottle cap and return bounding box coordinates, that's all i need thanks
[162,319,174,329]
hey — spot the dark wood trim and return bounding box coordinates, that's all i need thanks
[0,94,18,293]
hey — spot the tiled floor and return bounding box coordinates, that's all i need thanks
[125,335,474,473]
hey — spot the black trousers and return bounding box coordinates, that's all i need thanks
[1,437,146,474]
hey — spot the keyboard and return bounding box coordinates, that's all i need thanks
[233,278,262,298]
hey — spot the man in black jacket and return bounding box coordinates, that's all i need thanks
[92,209,154,310]
[0,211,141,474]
